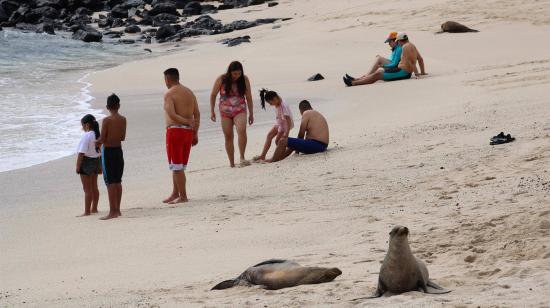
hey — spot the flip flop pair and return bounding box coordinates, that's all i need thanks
[490,132,515,145]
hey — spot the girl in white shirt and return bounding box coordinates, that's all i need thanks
[76,114,101,216]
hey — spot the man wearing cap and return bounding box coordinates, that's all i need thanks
[343,32,426,86]
[345,32,402,81]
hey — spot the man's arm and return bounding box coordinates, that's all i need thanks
[121,117,127,141]
[76,153,84,174]
[192,93,200,146]
[164,93,194,126]
[245,76,254,125]
[96,118,108,145]
[417,52,426,75]
[297,115,309,139]
[192,93,200,131]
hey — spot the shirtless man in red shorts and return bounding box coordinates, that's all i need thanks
[162,68,200,204]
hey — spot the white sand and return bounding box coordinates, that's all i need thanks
[2,0,550,306]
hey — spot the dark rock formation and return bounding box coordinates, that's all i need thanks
[223,19,257,32]
[307,73,324,81]
[73,26,102,42]
[183,1,201,16]
[124,24,140,33]
[221,35,250,47]
[110,4,128,18]
[149,2,178,16]
[152,12,178,26]
[155,23,175,40]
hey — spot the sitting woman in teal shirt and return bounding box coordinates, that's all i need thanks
[344,32,402,81]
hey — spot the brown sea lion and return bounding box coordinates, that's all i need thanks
[370,226,451,297]
[211,259,342,290]
[439,21,479,33]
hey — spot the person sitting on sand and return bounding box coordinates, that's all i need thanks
[76,114,101,217]
[343,32,426,86]
[162,68,200,205]
[268,100,329,163]
[344,31,402,81]
[253,89,294,162]
[95,93,126,220]
[210,61,254,168]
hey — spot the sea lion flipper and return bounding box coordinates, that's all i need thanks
[426,280,451,294]
[211,279,239,290]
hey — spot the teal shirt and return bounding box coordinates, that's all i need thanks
[383,45,402,68]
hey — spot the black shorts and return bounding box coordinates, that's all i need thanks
[102,147,124,185]
[79,156,101,176]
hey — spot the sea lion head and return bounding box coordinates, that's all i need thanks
[325,268,343,280]
[388,225,411,250]
[389,225,409,238]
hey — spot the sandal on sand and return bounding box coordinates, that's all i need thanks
[490,132,505,142]
[345,73,356,81]
[490,132,515,145]
[343,76,352,87]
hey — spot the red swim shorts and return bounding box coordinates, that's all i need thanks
[166,126,194,171]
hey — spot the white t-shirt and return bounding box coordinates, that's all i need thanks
[77,131,100,158]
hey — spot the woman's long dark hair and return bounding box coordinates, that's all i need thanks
[259,88,278,110]
[81,114,100,153]
[223,61,246,97]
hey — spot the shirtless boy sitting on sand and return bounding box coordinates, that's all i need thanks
[269,100,329,162]
[162,68,200,204]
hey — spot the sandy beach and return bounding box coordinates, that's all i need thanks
[2,0,550,306]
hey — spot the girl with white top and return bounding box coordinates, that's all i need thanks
[76,114,101,216]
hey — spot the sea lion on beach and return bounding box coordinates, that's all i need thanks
[211,259,342,290]
[367,226,450,298]
[439,21,479,33]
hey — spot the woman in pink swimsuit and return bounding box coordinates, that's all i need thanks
[210,61,254,167]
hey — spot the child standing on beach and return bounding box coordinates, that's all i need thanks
[254,89,294,161]
[76,114,101,216]
[96,94,127,220]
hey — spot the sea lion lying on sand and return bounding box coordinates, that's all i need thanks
[211,259,342,290]
[438,21,479,33]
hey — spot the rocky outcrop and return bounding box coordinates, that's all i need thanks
[72,26,102,42]
[0,0,283,44]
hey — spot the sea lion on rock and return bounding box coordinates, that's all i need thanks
[439,21,479,33]
[370,226,451,298]
[211,259,342,290]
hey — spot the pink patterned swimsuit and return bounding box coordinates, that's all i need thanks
[219,83,247,119]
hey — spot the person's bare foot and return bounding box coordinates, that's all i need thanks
[91,209,98,214]
[162,194,178,203]
[100,213,118,220]
[265,158,273,163]
[252,155,265,162]
[168,197,188,204]
[115,211,122,217]
[77,213,91,217]
[239,159,251,167]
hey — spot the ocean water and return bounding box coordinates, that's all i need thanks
[0,29,145,173]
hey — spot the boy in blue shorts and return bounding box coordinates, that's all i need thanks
[96,94,127,220]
